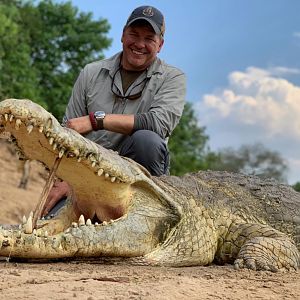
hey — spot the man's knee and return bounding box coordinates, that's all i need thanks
[130,130,163,152]
[120,130,169,176]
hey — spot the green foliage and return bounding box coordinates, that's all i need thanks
[0,0,42,103]
[292,182,300,192]
[209,143,288,183]
[0,0,111,120]
[168,102,214,175]
[168,103,288,182]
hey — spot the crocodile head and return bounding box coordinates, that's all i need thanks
[0,99,181,260]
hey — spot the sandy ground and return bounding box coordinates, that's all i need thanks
[0,140,299,300]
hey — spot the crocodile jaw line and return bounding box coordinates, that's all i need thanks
[0,99,148,221]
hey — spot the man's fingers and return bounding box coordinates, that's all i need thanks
[41,182,70,217]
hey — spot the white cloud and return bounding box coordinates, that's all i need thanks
[268,66,300,76]
[198,66,300,138]
[196,66,300,183]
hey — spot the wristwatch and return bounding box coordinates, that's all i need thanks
[89,111,106,131]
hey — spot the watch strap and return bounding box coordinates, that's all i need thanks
[89,112,98,131]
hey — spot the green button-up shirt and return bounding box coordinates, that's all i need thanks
[64,52,186,151]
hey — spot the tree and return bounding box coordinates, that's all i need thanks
[168,102,215,175]
[209,143,288,183]
[0,0,42,104]
[292,182,300,192]
[0,0,111,120]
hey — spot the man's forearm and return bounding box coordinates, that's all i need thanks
[103,114,134,135]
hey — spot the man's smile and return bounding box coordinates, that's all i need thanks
[131,49,147,56]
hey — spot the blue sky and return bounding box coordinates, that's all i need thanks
[57,0,300,183]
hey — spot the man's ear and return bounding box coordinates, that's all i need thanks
[121,26,127,44]
[157,38,164,53]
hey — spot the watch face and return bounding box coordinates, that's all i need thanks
[94,111,105,119]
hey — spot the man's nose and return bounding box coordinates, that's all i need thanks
[134,38,145,48]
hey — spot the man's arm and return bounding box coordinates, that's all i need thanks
[66,114,135,135]
[133,67,186,138]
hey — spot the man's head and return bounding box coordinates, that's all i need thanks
[121,6,165,71]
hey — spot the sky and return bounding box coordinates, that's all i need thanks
[57,0,300,183]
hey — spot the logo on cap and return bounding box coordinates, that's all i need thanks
[142,7,154,17]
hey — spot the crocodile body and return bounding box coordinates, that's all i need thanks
[0,99,299,271]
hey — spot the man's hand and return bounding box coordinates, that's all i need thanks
[66,116,92,134]
[42,180,70,217]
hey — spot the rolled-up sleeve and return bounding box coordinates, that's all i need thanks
[64,67,89,121]
[134,68,186,138]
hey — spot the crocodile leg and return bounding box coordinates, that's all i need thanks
[141,208,219,267]
[217,223,300,271]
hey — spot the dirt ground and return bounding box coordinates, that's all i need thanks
[0,140,299,300]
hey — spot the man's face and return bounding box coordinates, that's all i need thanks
[121,22,164,71]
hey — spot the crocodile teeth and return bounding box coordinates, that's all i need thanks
[15,119,22,130]
[97,169,104,176]
[105,173,110,179]
[92,161,96,168]
[77,157,82,162]
[72,222,78,228]
[29,211,33,218]
[53,143,57,150]
[73,149,80,157]
[46,118,52,129]
[24,215,33,234]
[32,229,37,235]
[16,231,22,238]
[39,125,44,133]
[22,215,27,224]
[4,114,8,121]
[27,124,34,134]
[86,219,92,226]
[49,137,54,145]
[9,114,14,122]
[111,176,116,183]
[44,231,48,238]
[78,214,85,226]
[59,149,65,158]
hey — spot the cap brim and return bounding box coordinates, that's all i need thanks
[126,17,161,35]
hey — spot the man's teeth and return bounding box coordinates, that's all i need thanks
[132,49,144,55]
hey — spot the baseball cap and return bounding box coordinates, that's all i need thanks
[125,6,165,37]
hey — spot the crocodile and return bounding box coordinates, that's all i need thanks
[0,98,299,272]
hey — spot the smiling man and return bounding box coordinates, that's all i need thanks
[43,6,186,217]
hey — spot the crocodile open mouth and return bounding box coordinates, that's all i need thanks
[0,99,151,224]
[0,99,177,261]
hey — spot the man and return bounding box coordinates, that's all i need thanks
[43,5,186,216]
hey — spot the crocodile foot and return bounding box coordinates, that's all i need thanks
[234,236,300,272]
